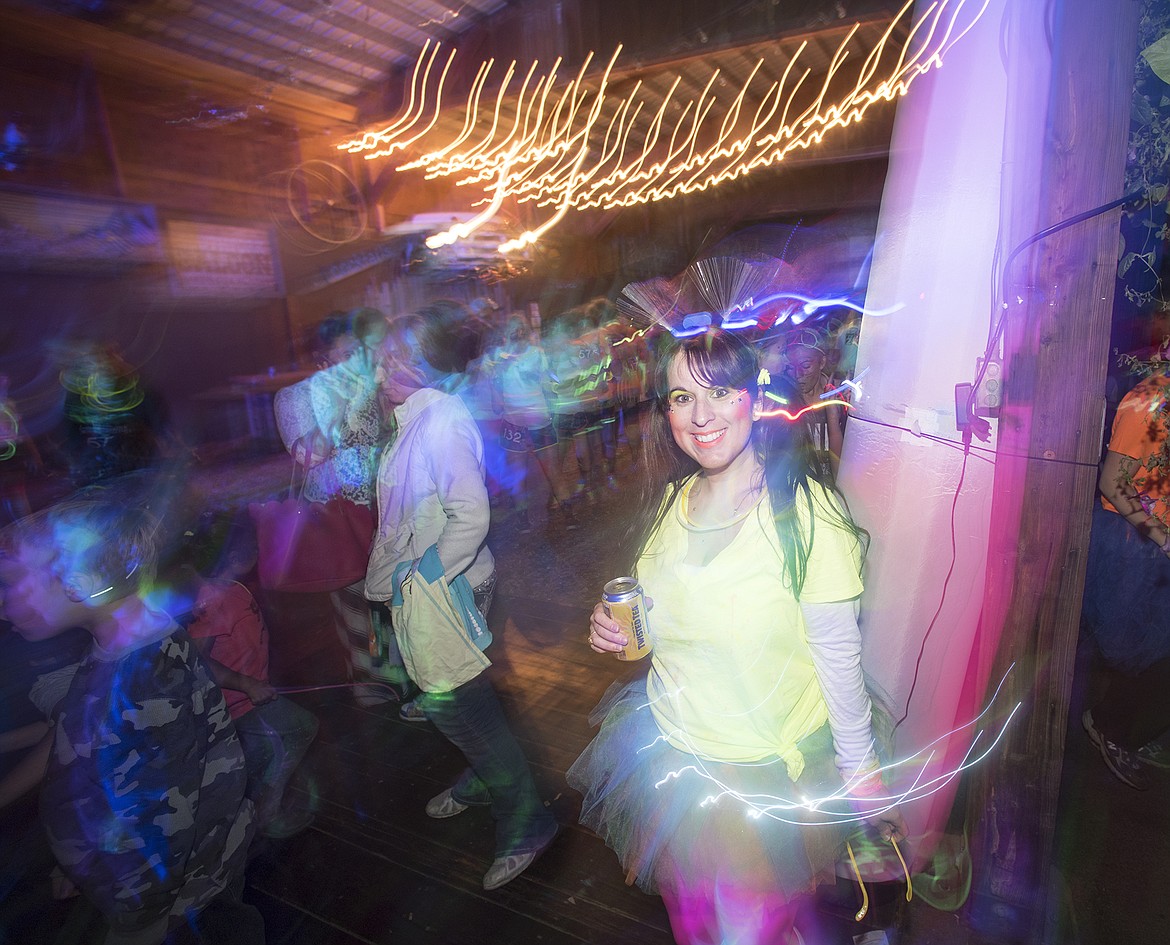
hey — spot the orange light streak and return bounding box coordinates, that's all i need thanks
[759,399,852,422]
[339,0,988,253]
[337,40,455,159]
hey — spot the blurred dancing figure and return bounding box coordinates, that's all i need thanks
[367,310,559,891]
[488,311,577,530]
[54,343,169,489]
[2,497,261,944]
[545,305,612,501]
[781,329,845,480]
[0,374,44,526]
[275,310,403,707]
[183,512,319,838]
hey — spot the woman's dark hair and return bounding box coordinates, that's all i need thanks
[622,329,865,598]
[314,308,386,359]
[584,296,617,326]
[390,301,478,376]
[348,307,388,347]
[416,300,477,374]
[314,312,351,354]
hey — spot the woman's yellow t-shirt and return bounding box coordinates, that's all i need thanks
[638,477,863,780]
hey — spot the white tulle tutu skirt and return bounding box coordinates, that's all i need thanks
[567,675,851,898]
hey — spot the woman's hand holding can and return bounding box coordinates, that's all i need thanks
[588,600,627,654]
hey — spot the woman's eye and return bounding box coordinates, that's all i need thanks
[669,393,692,406]
[711,387,731,399]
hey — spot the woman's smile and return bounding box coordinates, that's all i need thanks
[665,355,761,474]
[692,428,727,447]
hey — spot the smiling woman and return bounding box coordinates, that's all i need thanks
[664,369,758,479]
[569,329,906,945]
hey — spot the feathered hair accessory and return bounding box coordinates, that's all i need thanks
[617,215,883,339]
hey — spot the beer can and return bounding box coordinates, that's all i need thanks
[602,577,652,661]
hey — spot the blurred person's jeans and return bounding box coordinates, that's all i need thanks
[419,572,555,856]
[422,673,555,856]
[233,696,319,828]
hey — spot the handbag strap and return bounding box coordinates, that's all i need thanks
[288,430,331,499]
[287,453,305,500]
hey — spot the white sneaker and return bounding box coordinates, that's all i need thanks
[482,824,559,890]
[425,788,469,819]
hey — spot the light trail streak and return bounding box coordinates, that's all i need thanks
[822,367,869,402]
[336,0,988,253]
[747,293,905,320]
[759,398,852,421]
[646,662,1021,828]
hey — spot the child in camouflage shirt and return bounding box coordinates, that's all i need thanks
[1,497,260,945]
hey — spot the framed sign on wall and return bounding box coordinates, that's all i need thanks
[166,220,283,298]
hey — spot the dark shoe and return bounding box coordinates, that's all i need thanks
[353,683,396,707]
[559,501,581,531]
[482,822,559,891]
[425,788,469,819]
[1083,709,1150,789]
[399,698,428,723]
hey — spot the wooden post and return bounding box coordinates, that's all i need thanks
[968,0,1140,940]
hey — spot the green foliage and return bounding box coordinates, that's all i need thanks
[1119,2,1170,309]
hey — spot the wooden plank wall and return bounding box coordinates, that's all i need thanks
[969,0,1141,940]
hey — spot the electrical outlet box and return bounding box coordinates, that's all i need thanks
[974,357,1003,417]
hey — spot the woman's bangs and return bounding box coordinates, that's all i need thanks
[683,336,756,391]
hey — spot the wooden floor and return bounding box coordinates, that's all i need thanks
[248,595,674,945]
[9,444,1146,945]
[245,576,971,945]
[0,461,970,945]
[239,463,682,945]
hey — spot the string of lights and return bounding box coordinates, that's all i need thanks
[338,0,991,254]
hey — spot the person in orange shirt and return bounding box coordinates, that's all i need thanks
[1082,369,1170,789]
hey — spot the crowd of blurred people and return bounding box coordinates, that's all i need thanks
[0,297,870,945]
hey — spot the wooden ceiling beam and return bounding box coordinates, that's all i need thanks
[135,6,376,97]
[0,4,359,130]
[363,0,475,45]
[177,0,417,73]
[121,5,372,99]
[273,0,444,60]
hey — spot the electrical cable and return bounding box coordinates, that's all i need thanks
[891,836,913,901]
[966,188,1146,418]
[887,189,1145,735]
[273,681,405,699]
[846,842,869,921]
[893,440,970,731]
[849,414,1100,468]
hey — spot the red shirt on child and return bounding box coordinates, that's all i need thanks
[187,581,269,720]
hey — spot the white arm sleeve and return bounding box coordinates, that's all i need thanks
[432,417,491,581]
[800,599,879,783]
